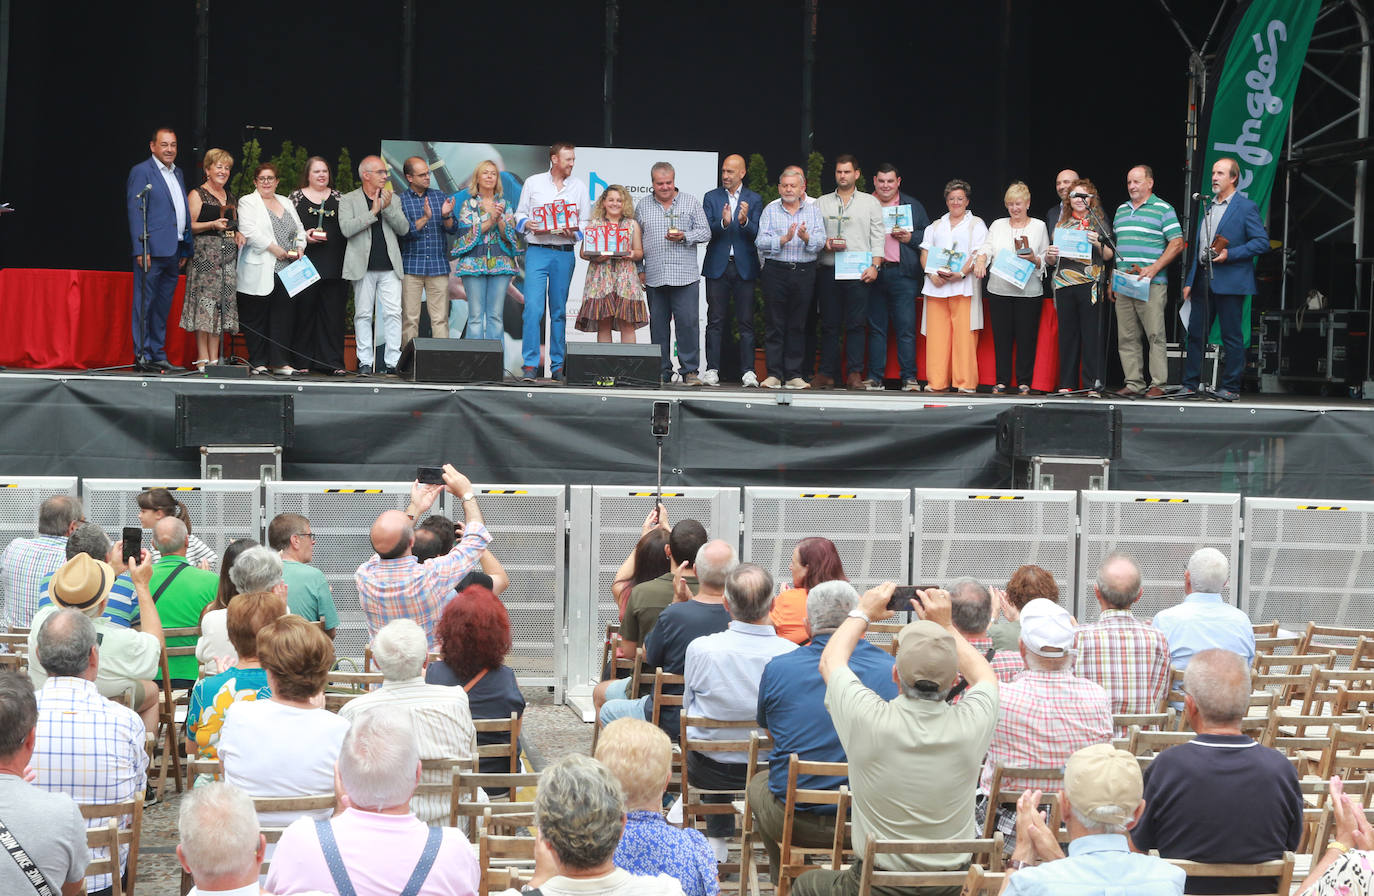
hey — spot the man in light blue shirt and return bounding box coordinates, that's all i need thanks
[1003,743,1184,896]
[1150,547,1255,669]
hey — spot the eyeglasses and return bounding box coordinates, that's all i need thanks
[409,171,431,178]
[256,175,277,183]
[1070,192,1094,200]
[296,531,316,542]
[366,169,389,177]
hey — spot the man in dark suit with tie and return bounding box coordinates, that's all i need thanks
[701,154,763,386]
[126,128,191,373]
[1181,156,1270,402]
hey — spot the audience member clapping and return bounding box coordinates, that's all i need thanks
[1299,775,1374,896]
[219,615,347,825]
[987,563,1059,651]
[947,576,1025,687]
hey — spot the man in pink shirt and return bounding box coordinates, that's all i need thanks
[266,705,479,896]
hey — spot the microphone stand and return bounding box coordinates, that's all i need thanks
[97,189,153,374]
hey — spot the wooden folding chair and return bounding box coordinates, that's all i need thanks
[737,732,773,896]
[474,712,523,774]
[248,793,337,879]
[478,806,537,896]
[961,864,1008,896]
[80,794,144,896]
[1159,667,1186,713]
[412,755,471,827]
[1302,667,1374,716]
[1154,851,1295,896]
[775,754,851,896]
[451,769,541,840]
[1334,683,1374,717]
[184,755,223,790]
[1300,624,1374,665]
[1253,621,1281,638]
[152,628,200,801]
[0,629,28,671]
[650,668,687,795]
[1127,726,1194,757]
[1319,725,1374,779]
[323,669,384,712]
[857,834,1004,895]
[590,638,640,754]
[679,712,768,874]
[85,819,124,896]
[981,766,1064,843]
[1111,710,1173,740]
[1254,651,1337,706]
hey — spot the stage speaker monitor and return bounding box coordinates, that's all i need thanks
[995,405,1121,460]
[564,342,661,387]
[396,338,504,383]
[175,394,294,448]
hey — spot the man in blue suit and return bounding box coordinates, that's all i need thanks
[1181,157,1269,401]
[126,128,192,373]
[701,154,763,386]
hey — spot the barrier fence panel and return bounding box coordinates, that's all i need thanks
[743,488,911,591]
[464,485,566,699]
[1243,497,1374,629]
[1078,490,1241,622]
[912,488,1077,603]
[81,479,261,574]
[0,477,78,624]
[264,481,415,662]
[572,487,740,690]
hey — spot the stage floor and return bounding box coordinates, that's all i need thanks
[1,366,1371,499]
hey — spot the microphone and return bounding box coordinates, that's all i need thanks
[137,184,152,198]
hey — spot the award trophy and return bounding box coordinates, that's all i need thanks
[309,203,328,242]
[831,208,849,251]
[936,241,962,277]
[664,207,682,240]
[1014,235,1031,257]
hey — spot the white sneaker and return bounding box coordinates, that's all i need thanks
[707,836,730,864]
[902,379,921,391]
[741,371,759,388]
[701,369,720,386]
[760,376,782,388]
[784,377,811,389]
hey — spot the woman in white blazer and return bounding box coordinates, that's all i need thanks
[237,163,307,375]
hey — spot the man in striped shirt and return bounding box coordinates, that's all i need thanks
[756,169,826,389]
[0,494,83,630]
[1075,553,1171,733]
[1111,166,1183,397]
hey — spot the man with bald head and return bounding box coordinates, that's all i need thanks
[702,154,764,386]
[1048,168,1079,231]
[1075,553,1171,725]
[341,154,410,375]
[1111,165,1183,397]
[355,464,491,646]
[149,516,217,686]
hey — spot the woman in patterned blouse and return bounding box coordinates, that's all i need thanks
[451,159,520,341]
[1045,178,1114,397]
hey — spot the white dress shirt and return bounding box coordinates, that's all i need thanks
[515,169,591,246]
[153,154,188,236]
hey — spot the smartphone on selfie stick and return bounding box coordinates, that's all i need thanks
[652,401,670,510]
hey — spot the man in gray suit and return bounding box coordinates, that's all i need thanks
[340,155,409,375]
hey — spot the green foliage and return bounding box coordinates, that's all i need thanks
[806,151,825,198]
[747,153,777,206]
[336,147,358,194]
[270,140,309,194]
[229,139,262,201]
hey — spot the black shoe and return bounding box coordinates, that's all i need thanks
[151,359,182,373]
[133,358,155,373]
[1214,388,1240,402]
[384,365,398,376]
[357,364,373,376]
[551,367,565,383]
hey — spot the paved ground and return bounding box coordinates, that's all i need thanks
[133,687,590,895]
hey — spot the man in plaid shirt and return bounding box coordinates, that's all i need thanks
[0,494,84,630]
[978,599,1113,842]
[398,156,459,347]
[949,577,1025,686]
[356,464,491,647]
[1075,553,1171,730]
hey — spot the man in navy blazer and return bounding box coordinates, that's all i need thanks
[1181,157,1270,401]
[126,128,192,373]
[701,154,763,386]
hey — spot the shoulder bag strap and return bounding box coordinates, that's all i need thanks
[314,819,359,896]
[462,667,489,693]
[0,815,57,896]
[398,825,444,896]
[945,648,999,703]
[151,561,189,605]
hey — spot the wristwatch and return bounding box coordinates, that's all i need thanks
[460,493,477,503]
[846,608,871,624]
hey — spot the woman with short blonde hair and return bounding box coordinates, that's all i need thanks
[976,181,1049,394]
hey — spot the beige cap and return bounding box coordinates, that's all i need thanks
[1018,597,1075,657]
[1064,743,1143,826]
[894,620,959,691]
[50,553,115,616]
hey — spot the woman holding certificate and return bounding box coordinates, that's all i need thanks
[976,182,1049,394]
[919,179,988,393]
[452,159,521,341]
[289,156,348,375]
[575,184,647,342]
[236,162,307,375]
[1046,178,1114,397]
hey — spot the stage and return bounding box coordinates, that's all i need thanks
[0,366,1371,500]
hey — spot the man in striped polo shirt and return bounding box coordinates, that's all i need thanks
[1111,166,1183,397]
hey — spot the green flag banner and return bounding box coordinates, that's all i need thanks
[1199,0,1320,343]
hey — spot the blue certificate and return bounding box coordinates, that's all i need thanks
[990,249,1036,290]
[1053,227,1093,262]
[278,255,321,298]
[834,250,871,280]
[883,204,914,232]
[1111,270,1151,301]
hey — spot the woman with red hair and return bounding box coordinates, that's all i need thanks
[771,536,847,644]
[426,585,525,788]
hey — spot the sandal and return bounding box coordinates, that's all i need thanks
[992,384,1006,395]
[193,358,209,372]
[1019,384,1031,395]
[251,366,268,376]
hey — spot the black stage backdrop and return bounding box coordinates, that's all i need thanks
[3,1,1223,273]
[3,376,1373,500]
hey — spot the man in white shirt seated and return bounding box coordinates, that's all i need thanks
[266,706,479,896]
[338,619,476,824]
